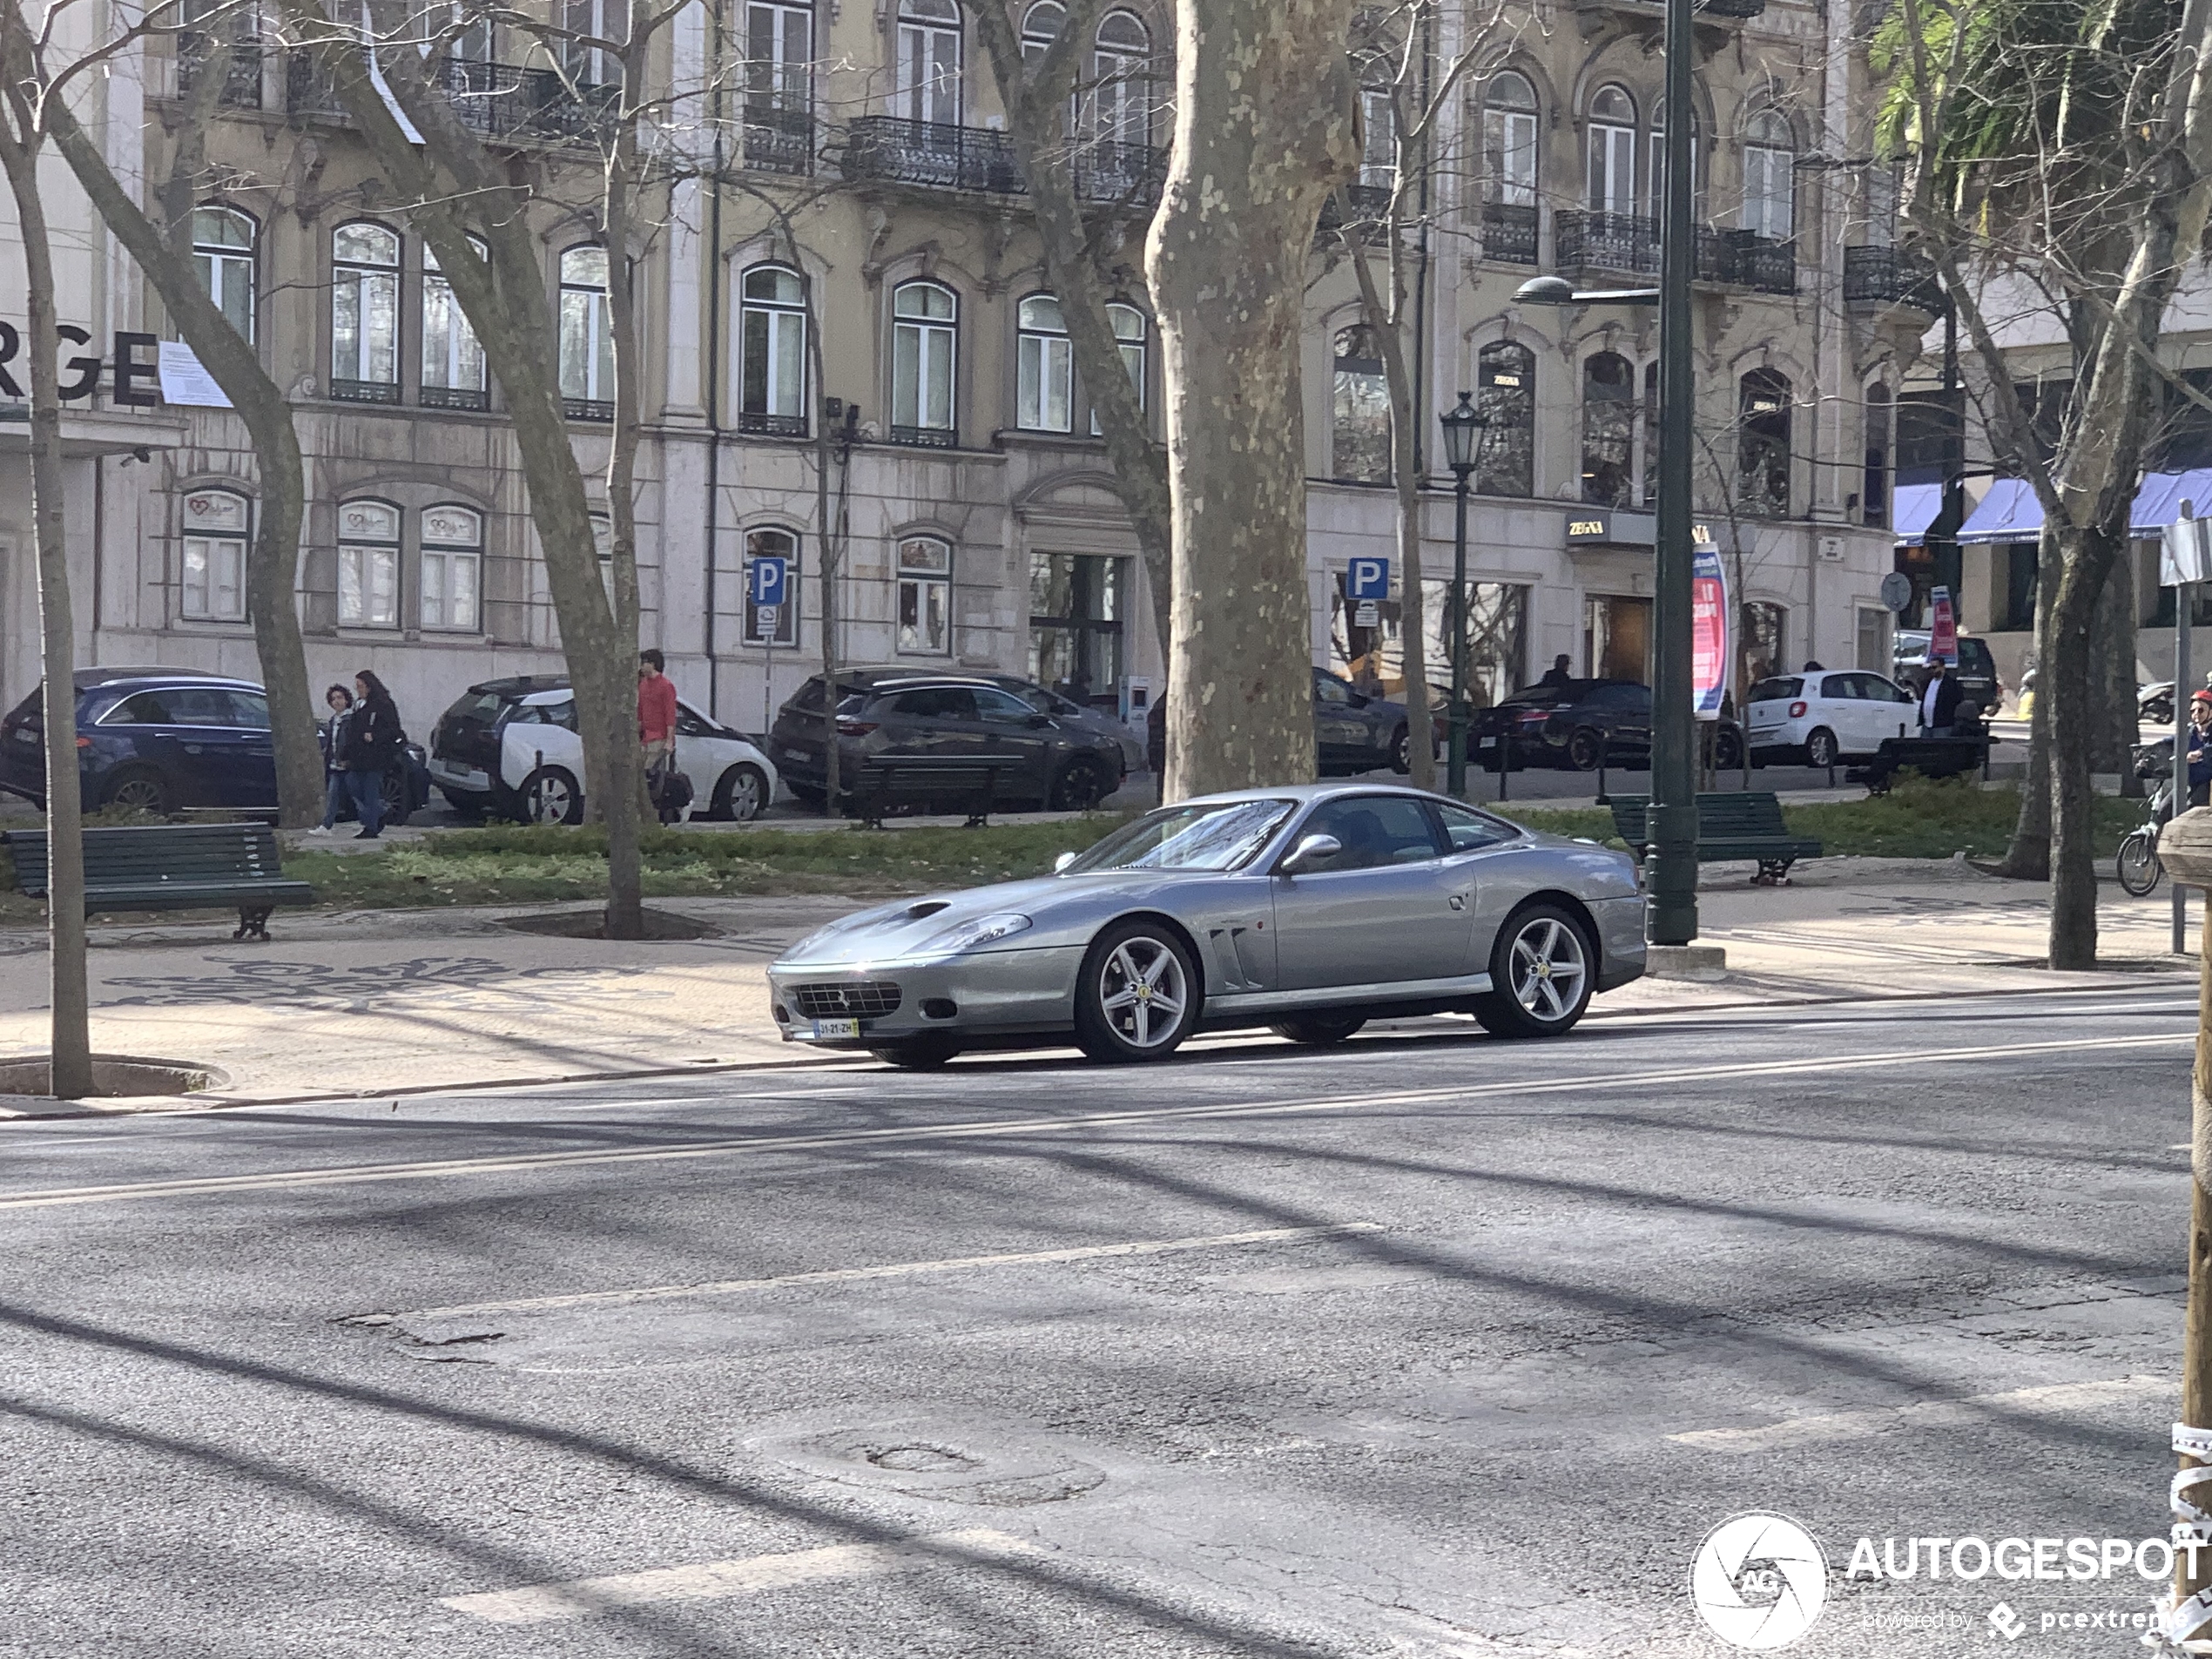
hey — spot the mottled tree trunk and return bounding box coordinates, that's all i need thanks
[599,31,648,937]
[2046,523,2124,968]
[1148,0,1361,800]
[2094,550,2142,797]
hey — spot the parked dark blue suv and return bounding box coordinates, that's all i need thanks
[0,666,428,821]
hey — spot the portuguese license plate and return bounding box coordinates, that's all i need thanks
[809,1017,861,1041]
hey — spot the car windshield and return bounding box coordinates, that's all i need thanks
[1063,799,1296,874]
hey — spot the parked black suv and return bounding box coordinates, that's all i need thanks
[1144,666,1425,776]
[1474,678,1745,771]
[769,673,1127,812]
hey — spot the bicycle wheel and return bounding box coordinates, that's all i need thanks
[2118,829,2163,897]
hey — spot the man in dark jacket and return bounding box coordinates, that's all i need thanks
[1919,660,1964,735]
[1534,654,1574,691]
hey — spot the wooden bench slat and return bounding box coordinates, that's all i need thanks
[3,822,313,934]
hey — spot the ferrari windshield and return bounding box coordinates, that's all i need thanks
[1064,799,1296,874]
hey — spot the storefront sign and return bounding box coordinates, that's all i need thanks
[1691,544,1730,720]
[1564,510,1720,551]
[0,325,164,405]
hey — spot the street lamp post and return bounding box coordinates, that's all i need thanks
[1439,391,1487,798]
[1516,0,1699,949]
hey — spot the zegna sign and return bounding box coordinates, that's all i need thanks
[0,326,167,404]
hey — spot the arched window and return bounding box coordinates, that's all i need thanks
[558,246,613,417]
[891,280,958,444]
[744,525,799,646]
[897,534,954,655]
[1483,71,1538,207]
[897,0,961,126]
[1332,324,1390,483]
[1581,352,1635,507]
[337,499,401,629]
[1091,301,1146,435]
[560,0,626,85]
[421,504,482,632]
[1016,293,1072,432]
[1021,0,1062,65]
[1474,341,1534,498]
[1738,368,1793,516]
[192,207,256,342]
[1093,10,1150,147]
[1864,381,1892,528]
[739,263,807,435]
[180,487,250,621]
[421,236,488,409]
[331,222,400,401]
[1743,109,1795,239]
[1586,85,1636,216]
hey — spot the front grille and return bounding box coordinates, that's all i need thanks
[792,981,902,1020]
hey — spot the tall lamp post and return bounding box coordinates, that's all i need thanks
[1515,0,1698,950]
[1438,391,1489,797]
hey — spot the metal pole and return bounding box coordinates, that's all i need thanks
[1645,0,1698,946]
[2182,562,2195,955]
[1447,470,1471,797]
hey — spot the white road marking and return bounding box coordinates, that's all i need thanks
[0,1031,2185,1213]
[360,1222,1386,1322]
[442,1527,1043,1624]
[1668,1374,2174,1452]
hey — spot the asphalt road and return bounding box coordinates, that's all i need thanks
[2,988,2200,1657]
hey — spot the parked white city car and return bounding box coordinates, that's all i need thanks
[1744,670,1918,767]
[427,675,779,824]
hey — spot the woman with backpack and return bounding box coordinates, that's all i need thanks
[341,669,404,840]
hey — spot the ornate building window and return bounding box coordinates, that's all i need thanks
[1743,110,1795,239]
[1474,341,1534,497]
[192,207,256,341]
[891,280,958,443]
[337,499,402,629]
[1332,324,1391,482]
[421,504,483,632]
[558,245,614,418]
[1581,352,1636,507]
[331,221,401,401]
[897,0,962,125]
[739,264,808,435]
[180,487,250,622]
[896,536,954,655]
[1738,368,1793,516]
[1586,84,1636,215]
[420,237,489,409]
[1016,293,1072,432]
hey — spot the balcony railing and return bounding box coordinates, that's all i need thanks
[1315,182,1396,244]
[1575,0,1766,18]
[744,104,814,175]
[287,55,617,145]
[421,385,490,412]
[737,410,808,438]
[888,423,958,449]
[177,32,264,111]
[840,118,1163,207]
[330,378,401,405]
[563,397,615,422]
[1552,212,1795,294]
[1844,245,1947,314]
[1480,201,1539,265]
[1702,227,1796,294]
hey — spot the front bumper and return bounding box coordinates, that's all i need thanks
[767,944,1087,1048]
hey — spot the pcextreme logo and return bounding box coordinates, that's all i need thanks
[1689,1512,1829,1649]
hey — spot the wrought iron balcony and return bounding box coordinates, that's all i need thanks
[287,54,617,145]
[1480,201,1539,265]
[744,104,814,175]
[1573,0,1766,19]
[1699,227,1796,295]
[330,377,401,405]
[177,32,265,110]
[563,397,615,423]
[888,423,958,449]
[840,118,1163,208]
[1843,245,1946,314]
[737,410,808,438]
[420,385,490,412]
[1554,210,1656,275]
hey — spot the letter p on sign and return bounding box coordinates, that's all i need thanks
[1347,558,1390,601]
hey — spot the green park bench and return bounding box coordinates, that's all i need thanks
[3,821,314,940]
[1605,791,1824,886]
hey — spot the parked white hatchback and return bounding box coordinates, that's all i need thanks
[1744,670,1919,768]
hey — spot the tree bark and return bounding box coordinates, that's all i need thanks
[0,23,91,1098]
[1148,0,1361,800]
[972,0,1174,660]
[2094,548,2142,797]
[1998,524,2060,880]
[45,49,323,828]
[2045,523,2123,968]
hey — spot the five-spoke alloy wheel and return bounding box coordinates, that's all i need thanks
[1476,902,1595,1038]
[1074,919,1198,1062]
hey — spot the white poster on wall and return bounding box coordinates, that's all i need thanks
[157,341,232,408]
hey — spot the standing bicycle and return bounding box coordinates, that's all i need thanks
[2121,692,2212,895]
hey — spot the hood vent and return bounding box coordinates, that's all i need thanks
[904,901,951,921]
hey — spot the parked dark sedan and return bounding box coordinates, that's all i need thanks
[1474,678,1744,772]
[1,666,428,820]
[833,664,1144,770]
[770,673,1128,812]
[1145,666,1422,776]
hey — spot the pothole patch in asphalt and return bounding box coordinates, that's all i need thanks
[749,1408,1107,1507]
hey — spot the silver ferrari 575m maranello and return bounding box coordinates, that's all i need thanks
[766,782,1645,1069]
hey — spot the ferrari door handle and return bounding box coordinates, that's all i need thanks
[1448,893,1467,910]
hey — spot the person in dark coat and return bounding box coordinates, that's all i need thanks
[341,669,403,840]
[1534,654,1574,691]
[313,685,355,834]
[1919,659,1964,734]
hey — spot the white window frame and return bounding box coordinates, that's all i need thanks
[1586,86,1636,216]
[1483,73,1538,206]
[1091,301,1146,435]
[1091,10,1149,147]
[192,206,256,343]
[562,0,625,85]
[739,263,808,424]
[1359,87,1396,192]
[895,535,954,656]
[421,236,488,396]
[337,498,403,630]
[746,0,813,112]
[891,280,958,436]
[331,221,401,388]
[420,503,483,632]
[180,487,250,622]
[1015,293,1072,432]
[896,0,962,126]
[558,245,613,403]
[1743,113,1795,239]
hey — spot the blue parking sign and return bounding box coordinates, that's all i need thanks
[749,555,788,608]
[1346,557,1390,600]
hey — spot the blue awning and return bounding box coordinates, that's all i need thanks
[1955,468,2212,545]
[1892,481,1944,546]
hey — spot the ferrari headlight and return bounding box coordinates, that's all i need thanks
[920,912,1034,954]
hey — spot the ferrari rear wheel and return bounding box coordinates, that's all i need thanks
[1074,919,1197,1063]
[1270,1014,1366,1048]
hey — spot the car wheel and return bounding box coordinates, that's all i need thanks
[1804,727,1839,769]
[1566,727,1605,771]
[870,1035,961,1070]
[1269,1014,1367,1048]
[103,766,173,815]
[1388,725,1412,774]
[1073,919,1199,1063]
[1715,728,1744,771]
[1050,756,1113,813]
[520,765,584,826]
[379,768,412,828]
[1475,903,1595,1039]
[713,763,769,822]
